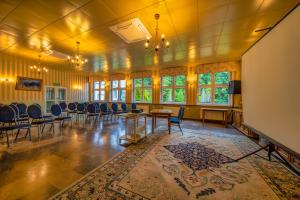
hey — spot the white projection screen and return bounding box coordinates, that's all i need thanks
[242,5,300,155]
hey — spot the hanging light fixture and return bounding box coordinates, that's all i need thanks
[144,13,170,53]
[67,41,88,68]
[29,54,48,74]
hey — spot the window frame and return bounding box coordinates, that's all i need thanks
[197,71,231,106]
[93,81,105,101]
[133,77,152,103]
[160,75,186,104]
[111,79,126,102]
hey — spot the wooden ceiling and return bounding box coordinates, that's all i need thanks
[0,0,299,74]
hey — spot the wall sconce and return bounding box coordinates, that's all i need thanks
[0,77,14,83]
[74,85,82,90]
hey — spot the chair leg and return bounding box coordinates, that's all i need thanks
[5,131,10,148]
[14,129,21,141]
[28,128,32,141]
[178,124,183,135]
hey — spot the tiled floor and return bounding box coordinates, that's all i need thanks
[0,117,237,200]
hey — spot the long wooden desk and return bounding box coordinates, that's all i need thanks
[201,108,230,127]
[150,109,173,134]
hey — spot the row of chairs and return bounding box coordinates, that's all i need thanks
[0,102,137,147]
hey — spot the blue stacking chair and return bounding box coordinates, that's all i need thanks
[51,104,72,131]
[111,102,123,119]
[132,103,137,110]
[9,104,29,123]
[76,103,86,121]
[121,102,130,113]
[59,102,68,114]
[100,102,112,120]
[94,102,101,113]
[27,104,54,139]
[169,106,185,135]
[0,105,31,147]
[86,103,100,121]
[16,103,29,119]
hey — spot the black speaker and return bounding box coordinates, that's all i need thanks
[228,80,241,94]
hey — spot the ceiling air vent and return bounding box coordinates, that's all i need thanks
[110,18,151,43]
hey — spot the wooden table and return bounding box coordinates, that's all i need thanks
[201,108,230,127]
[150,109,173,134]
[118,112,147,145]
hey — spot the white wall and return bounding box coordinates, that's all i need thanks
[242,6,300,154]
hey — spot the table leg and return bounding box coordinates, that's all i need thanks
[168,115,171,134]
[152,114,154,134]
[202,110,205,127]
[225,111,228,128]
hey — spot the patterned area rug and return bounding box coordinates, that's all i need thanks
[50,129,300,200]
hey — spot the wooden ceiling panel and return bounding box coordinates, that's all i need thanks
[0,0,298,73]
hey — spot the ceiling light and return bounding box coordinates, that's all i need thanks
[67,41,88,69]
[144,13,170,53]
[29,55,49,74]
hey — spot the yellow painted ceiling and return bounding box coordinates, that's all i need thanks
[0,0,299,74]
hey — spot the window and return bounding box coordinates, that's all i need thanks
[111,80,126,101]
[197,71,230,105]
[93,81,105,101]
[133,77,152,103]
[161,75,186,104]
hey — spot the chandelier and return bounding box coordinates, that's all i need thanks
[144,13,170,52]
[67,41,88,68]
[29,55,48,73]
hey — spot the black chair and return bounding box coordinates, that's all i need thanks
[27,104,54,139]
[0,105,31,147]
[94,102,101,113]
[16,103,28,119]
[132,103,137,110]
[68,103,77,113]
[100,102,112,120]
[121,103,130,113]
[111,102,123,119]
[169,106,185,135]
[76,103,86,121]
[59,102,68,113]
[86,103,100,121]
[51,104,72,131]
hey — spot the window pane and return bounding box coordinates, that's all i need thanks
[112,89,118,101]
[112,80,118,88]
[198,88,211,103]
[134,79,142,88]
[100,91,105,101]
[214,87,229,104]
[120,89,126,101]
[143,77,152,87]
[144,89,152,102]
[174,88,185,103]
[100,81,105,89]
[199,73,211,85]
[162,88,172,102]
[120,80,126,88]
[134,88,142,102]
[175,75,186,86]
[215,72,229,84]
[94,81,100,89]
[94,90,100,100]
[162,76,173,87]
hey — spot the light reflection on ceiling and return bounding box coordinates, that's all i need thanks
[0,0,299,74]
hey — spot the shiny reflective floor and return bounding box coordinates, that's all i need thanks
[0,117,238,200]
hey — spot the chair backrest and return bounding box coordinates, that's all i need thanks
[87,103,96,114]
[0,105,16,123]
[68,103,77,111]
[59,102,67,111]
[27,104,42,119]
[100,103,108,112]
[132,103,137,110]
[77,103,85,112]
[94,102,100,110]
[111,102,118,111]
[17,103,27,116]
[178,106,185,120]
[121,103,127,111]
[9,104,19,118]
[51,104,62,116]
